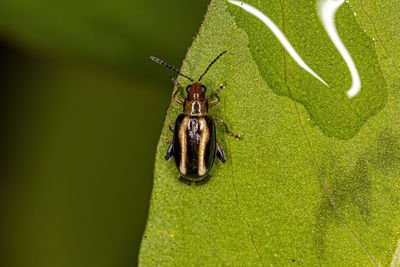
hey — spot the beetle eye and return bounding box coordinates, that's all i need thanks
[200,85,206,93]
[186,85,191,94]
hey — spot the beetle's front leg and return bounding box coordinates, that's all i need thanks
[171,77,184,105]
[165,140,174,160]
[209,83,226,109]
[215,118,240,140]
[216,141,226,163]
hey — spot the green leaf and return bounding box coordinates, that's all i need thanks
[140,0,400,265]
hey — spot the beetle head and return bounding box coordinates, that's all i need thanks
[186,83,206,100]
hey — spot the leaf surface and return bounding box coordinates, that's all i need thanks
[140,0,400,265]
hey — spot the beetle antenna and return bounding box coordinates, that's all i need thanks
[198,50,228,82]
[150,56,194,82]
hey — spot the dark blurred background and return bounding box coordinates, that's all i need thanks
[0,1,208,266]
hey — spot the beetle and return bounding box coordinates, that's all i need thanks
[151,50,240,184]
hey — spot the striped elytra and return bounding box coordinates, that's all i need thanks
[173,115,216,180]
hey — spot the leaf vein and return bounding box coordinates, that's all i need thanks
[222,101,264,267]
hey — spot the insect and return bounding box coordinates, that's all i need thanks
[151,50,240,184]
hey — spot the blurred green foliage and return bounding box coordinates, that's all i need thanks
[0,0,208,266]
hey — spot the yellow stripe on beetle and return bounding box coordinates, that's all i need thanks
[198,117,210,177]
[178,116,190,175]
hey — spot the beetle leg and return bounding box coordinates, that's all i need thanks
[165,141,174,160]
[209,83,226,109]
[171,77,184,105]
[168,121,175,133]
[216,141,226,163]
[195,175,210,185]
[179,176,192,185]
[215,118,240,140]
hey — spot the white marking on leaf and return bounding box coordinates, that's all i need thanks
[228,0,363,98]
[227,0,329,87]
[318,0,361,97]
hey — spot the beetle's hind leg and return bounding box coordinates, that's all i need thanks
[195,175,210,186]
[165,140,174,160]
[216,141,226,163]
[179,176,192,185]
